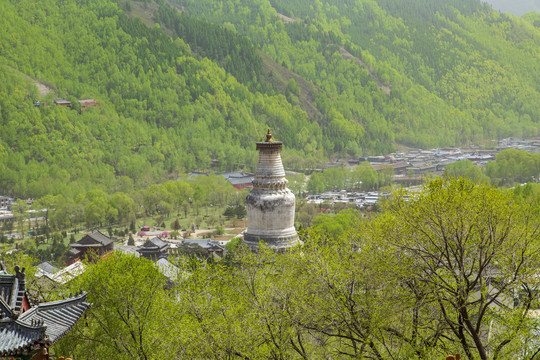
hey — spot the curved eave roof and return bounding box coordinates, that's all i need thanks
[19,292,89,345]
[0,320,47,356]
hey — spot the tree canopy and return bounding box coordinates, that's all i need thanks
[55,178,540,359]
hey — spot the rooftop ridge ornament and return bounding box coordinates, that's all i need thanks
[244,130,299,250]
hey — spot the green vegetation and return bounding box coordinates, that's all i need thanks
[173,0,539,150]
[310,207,363,238]
[307,162,393,193]
[52,178,540,359]
[0,174,247,265]
[444,159,490,183]
[1,0,539,203]
[445,149,540,186]
[155,4,265,87]
[485,149,540,185]
[36,175,243,229]
[58,253,174,359]
[0,0,326,200]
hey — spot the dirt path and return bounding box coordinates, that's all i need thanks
[276,12,295,24]
[338,46,391,95]
[34,82,54,97]
[1,64,54,97]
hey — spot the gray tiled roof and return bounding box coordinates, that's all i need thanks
[0,320,46,356]
[86,231,115,246]
[156,258,179,280]
[19,292,88,344]
[183,239,223,249]
[220,172,254,185]
[140,237,168,250]
[115,245,140,257]
[66,248,81,256]
[37,262,59,276]
[0,265,89,356]
[74,231,114,247]
[227,176,254,185]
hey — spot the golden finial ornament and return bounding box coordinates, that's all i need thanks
[265,129,273,142]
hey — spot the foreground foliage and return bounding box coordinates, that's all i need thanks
[55,178,540,359]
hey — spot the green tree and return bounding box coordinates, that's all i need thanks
[234,205,246,219]
[109,193,136,225]
[311,208,363,239]
[11,199,29,235]
[127,233,134,246]
[366,178,540,359]
[56,253,176,359]
[223,206,235,220]
[286,173,306,196]
[171,219,181,231]
[445,159,490,183]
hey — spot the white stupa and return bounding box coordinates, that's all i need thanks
[244,130,299,250]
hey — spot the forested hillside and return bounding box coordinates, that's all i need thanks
[173,0,540,149]
[0,0,324,198]
[1,0,539,199]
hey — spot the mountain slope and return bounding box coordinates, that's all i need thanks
[1,0,540,199]
[0,0,324,198]
[172,0,540,149]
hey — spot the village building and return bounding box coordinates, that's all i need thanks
[114,244,140,257]
[390,161,409,175]
[0,265,88,360]
[78,99,96,110]
[33,261,86,302]
[0,209,14,223]
[35,262,59,278]
[0,196,14,210]
[220,172,254,190]
[137,236,170,260]
[53,99,71,107]
[52,99,96,110]
[244,130,299,250]
[66,231,114,264]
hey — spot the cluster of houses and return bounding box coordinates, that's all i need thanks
[349,137,540,181]
[0,196,15,223]
[306,137,540,208]
[306,190,389,208]
[352,147,496,179]
[0,197,39,225]
[306,187,426,208]
[33,98,97,109]
[57,230,225,279]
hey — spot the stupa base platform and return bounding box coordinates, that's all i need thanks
[243,233,300,250]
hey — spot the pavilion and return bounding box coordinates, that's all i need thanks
[0,265,88,360]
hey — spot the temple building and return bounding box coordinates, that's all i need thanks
[66,230,114,264]
[137,236,170,260]
[0,265,89,360]
[244,130,299,250]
